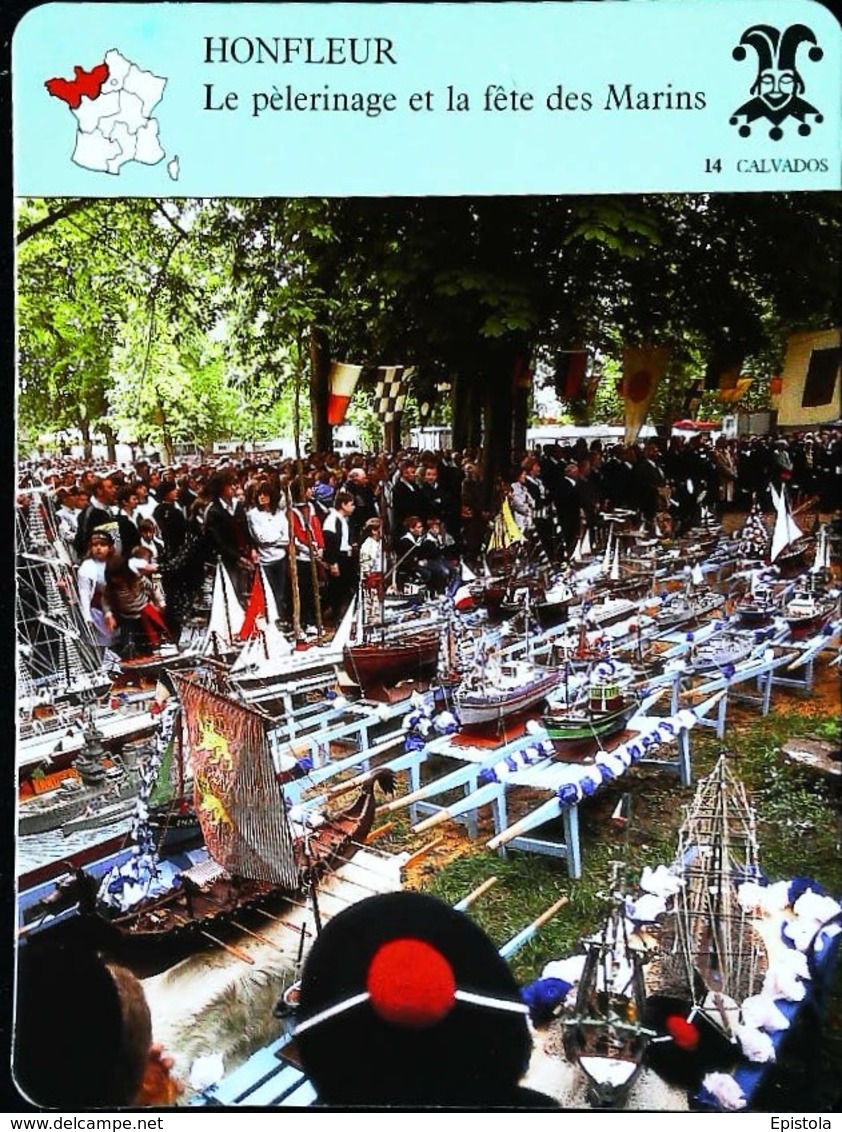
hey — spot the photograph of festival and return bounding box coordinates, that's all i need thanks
[13,193,841,1111]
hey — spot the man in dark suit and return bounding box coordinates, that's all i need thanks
[552,463,583,559]
[632,441,667,529]
[204,470,256,600]
[391,459,423,543]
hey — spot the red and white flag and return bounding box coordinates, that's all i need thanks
[326,362,363,425]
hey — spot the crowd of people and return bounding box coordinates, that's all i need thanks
[18,427,841,657]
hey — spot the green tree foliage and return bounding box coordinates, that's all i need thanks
[16,193,839,482]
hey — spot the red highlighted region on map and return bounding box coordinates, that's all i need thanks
[45,63,110,109]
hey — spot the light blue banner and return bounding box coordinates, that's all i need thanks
[13,1,841,195]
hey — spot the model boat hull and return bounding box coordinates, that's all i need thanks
[343,630,440,690]
[543,699,637,746]
[455,669,560,728]
[75,768,393,965]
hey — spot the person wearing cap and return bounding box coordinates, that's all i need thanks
[293,891,558,1108]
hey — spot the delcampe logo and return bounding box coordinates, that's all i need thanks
[730,24,824,141]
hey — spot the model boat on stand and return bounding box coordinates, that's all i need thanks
[70,673,395,960]
[654,568,725,633]
[453,640,560,730]
[561,864,654,1107]
[533,574,574,629]
[783,578,839,640]
[645,755,768,1047]
[582,594,639,630]
[687,631,757,674]
[543,663,638,752]
[342,584,441,695]
[734,573,782,628]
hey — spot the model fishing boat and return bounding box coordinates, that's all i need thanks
[454,650,560,729]
[561,873,653,1107]
[77,674,395,956]
[543,666,638,749]
[533,575,574,629]
[783,583,838,640]
[734,577,781,627]
[808,524,833,586]
[687,631,756,674]
[549,610,610,671]
[646,755,768,1043]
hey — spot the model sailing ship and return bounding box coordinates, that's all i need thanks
[647,755,768,1043]
[72,672,394,956]
[561,864,654,1107]
[342,579,441,694]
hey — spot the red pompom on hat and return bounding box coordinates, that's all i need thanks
[294,891,557,1108]
[367,938,456,1028]
[666,1013,701,1051]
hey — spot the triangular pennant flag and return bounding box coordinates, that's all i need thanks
[622,344,671,445]
[554,349,589,401]
[326,362,363,425]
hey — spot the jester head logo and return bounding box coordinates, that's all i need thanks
[730,24,824,140]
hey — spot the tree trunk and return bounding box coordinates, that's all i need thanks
[512,356,531,457]
[79,419,92,463]
[309,326,332,454]
[480,339,523,507]
[101,422,118,464]
[450,372,469,452]
[451,372,483,454]
[384,415,403,453]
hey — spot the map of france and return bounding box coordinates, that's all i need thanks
[45,48,179,179]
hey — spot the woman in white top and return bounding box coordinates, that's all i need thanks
[77,529,118,647]
[247,481,290,622]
